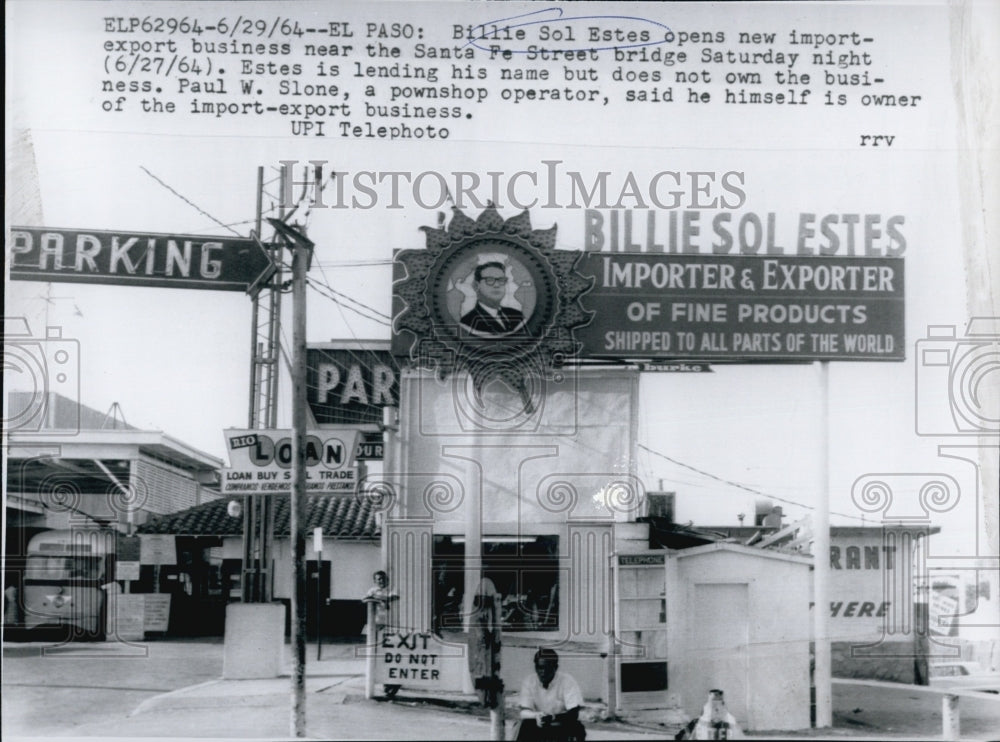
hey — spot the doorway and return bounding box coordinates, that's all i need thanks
[690,583,750,723]
[306,559,330,639]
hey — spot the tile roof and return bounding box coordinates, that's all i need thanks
[137,495,379,540]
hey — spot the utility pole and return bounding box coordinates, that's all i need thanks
[243,165,282,603]
[291,232,309,738]
[267,215,314,738]
[814,361,832,727]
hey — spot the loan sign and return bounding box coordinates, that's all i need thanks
[8,226,275,292]
[221,429,362,495]
[575,254,904,360]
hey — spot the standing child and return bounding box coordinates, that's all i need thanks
[362,570,397,636]
[362,570,400,697]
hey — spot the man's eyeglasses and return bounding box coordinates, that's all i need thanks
[479,276,507,287]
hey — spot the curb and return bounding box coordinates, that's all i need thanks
[131,679,224,716]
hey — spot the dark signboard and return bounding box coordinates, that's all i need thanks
[618,554,666,566]
[575,254,904,361]
[390,209,905,365]
[357,432,384,461]
[640,362,712,373]
[118,535,141,562]
[307,345,398,427]
[8,227,274,292]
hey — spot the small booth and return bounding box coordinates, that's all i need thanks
[664,543,812,730]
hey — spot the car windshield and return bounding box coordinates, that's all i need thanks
[931,664,973,677]
[25,555,102,581]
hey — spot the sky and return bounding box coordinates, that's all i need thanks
[5,0,999,565]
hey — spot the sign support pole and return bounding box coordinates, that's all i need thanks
[291,233,310,737]
[315,527,324,662]
[267,215,314,738]
[814,361,832,727]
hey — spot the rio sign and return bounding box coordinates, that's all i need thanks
[221,428,362,495]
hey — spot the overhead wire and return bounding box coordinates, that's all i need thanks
[267,165,394,328]
[268,167,395,428]
[303,271,391,320]
[139,166,243,237]
[269,257,390,326]
[638,443,868,523]
[306,279,391,326]
[312,259,394,268]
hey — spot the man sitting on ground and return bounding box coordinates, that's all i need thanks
[516,648,586,742]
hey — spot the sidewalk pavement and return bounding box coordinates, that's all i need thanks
[53,641,679,741]
[7,639,998,740]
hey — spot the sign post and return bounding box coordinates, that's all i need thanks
[468,578,504,741]
[314,527,323,661]
[365,600,377,700]
[117,536,141,592]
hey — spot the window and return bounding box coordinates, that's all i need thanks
[26,556,72,581]
[26,556,103,582]
[645,492,675,521]
[931,664,970,678]
[433,535,559,633]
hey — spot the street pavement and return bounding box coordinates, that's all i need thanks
[4,638,1000,741]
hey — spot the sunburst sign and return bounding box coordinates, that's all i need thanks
[391,206,594,411]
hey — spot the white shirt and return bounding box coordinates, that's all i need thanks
[519,670,584,716]
[364,586,396,627]
[692,704,744,740]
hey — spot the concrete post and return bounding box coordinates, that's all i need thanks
[942,694,960,740]
[223,603,285,679]
[365,599,376,699]
[813,361,833,727]
[491,691,506,741]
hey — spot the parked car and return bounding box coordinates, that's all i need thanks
[929,661,1000,693]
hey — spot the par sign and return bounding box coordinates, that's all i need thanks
[222,429,362,495]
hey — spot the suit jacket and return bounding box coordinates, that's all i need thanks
[460,303,526,335]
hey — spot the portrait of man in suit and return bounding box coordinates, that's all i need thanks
[459,261,528,336]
